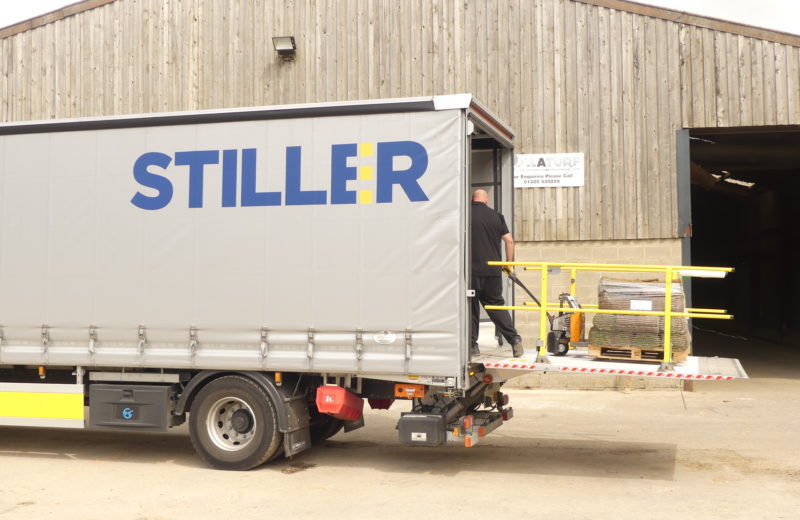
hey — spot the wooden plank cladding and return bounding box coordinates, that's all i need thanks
[2,0,800,242]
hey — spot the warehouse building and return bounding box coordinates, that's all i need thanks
[2,0,798,362]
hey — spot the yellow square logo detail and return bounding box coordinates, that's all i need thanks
[359,142,374,157]
[358,190,374,204]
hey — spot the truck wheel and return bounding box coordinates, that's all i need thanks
[310,415,344,444]
[189,375,283,470]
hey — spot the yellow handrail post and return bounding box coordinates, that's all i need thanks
[662,267,673,368]
[539,263,549,360]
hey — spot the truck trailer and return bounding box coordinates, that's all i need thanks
[0,95,746,469]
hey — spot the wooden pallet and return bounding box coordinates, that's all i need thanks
[588,344,689,363]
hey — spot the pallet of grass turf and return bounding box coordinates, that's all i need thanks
[587,278,692,363]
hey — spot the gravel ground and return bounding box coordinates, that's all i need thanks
[1,370,798,520]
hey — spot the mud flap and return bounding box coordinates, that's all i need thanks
[281,393,312,456]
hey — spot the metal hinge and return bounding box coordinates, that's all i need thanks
[189,326,198,366]
[137,324,147,364]
[356,328,364,361]
[88,326,97,362]
[260,327,270,360]
[405,329,412,360]
[307,328,315,360]
[41,325,50,352]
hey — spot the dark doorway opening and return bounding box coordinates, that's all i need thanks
[689,126,800,350]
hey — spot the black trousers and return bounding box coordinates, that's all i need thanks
[471,275,519,348]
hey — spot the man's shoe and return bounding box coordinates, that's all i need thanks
[511,337,524,357]
[471,345,481,356]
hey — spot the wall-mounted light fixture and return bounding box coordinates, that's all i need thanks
[272,36,297,62]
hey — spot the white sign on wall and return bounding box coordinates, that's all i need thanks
[514,153,585,188]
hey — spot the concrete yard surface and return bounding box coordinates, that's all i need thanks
[1,369,798,520]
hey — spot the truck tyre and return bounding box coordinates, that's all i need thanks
[308,402,344,444]
[189,375,283,470]
[310,414,344,444]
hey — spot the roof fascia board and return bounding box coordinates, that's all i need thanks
[0,0,117,40]
[574,0,800,48]
[4,0,800,48]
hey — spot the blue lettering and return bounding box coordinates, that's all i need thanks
[285,146,327,205]
[131,152,173,210]
[240,148,281,206]
[174,150,219,208]
[221,149,238,207]
[330,144,357,204]
[377,141,429,203]
[131,141,429,210]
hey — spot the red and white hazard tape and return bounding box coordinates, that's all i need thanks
[483,362,538,370]
[481,362,734,380]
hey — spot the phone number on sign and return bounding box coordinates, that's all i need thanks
[519,178,562,185]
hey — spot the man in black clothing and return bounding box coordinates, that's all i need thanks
[471,189,524,357]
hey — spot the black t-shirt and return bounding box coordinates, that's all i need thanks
[471,201,510,277]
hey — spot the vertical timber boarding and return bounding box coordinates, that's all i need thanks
[1,0,800,243]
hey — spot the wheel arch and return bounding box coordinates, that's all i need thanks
[176,371,292,432]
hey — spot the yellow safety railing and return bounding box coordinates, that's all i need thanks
[485,261,733,367]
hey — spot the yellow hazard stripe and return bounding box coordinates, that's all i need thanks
[0,392,84,420]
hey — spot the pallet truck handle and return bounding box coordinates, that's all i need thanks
[503,268,553,326]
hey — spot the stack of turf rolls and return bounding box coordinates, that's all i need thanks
[587,278,691,352]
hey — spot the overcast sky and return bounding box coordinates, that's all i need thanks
[1,0,799,36]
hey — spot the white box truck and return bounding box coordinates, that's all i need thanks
[0,95,746,469]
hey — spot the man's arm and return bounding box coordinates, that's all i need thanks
[501,233,515,263]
